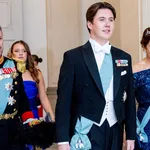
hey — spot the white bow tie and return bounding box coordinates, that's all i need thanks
[94,44,111,54]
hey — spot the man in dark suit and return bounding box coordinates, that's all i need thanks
[56,2,136,150]
[0,26,34,150]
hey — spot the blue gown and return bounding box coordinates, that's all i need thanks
[134,69,150,150]
[24,81,39,119]
[23,81,42,150]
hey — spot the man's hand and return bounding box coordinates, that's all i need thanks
[126,140,135,150]
[58,143,70,150]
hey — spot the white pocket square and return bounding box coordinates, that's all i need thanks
[121,70,127,76]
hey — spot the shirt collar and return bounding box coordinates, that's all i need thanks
[89,38,111,54]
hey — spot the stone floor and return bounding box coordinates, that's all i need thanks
[46,94,126,150]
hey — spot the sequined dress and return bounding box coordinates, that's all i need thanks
[134,69,150,150]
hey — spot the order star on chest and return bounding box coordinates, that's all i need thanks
[8,96,16,106]
[5,82,13,91]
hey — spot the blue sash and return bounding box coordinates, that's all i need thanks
[0,59,15,114]
[136,106,150,146]
[70,116,93,150]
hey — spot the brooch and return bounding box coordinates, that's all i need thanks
[76,139,84,149]
[5,82,13,91]
[8,96,16,106]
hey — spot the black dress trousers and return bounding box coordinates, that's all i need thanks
[87,120,124,150]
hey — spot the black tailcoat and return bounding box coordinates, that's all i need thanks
[0,57,32,150]
[56,42,136,143]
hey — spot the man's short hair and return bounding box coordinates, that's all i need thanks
[86,2,116,32]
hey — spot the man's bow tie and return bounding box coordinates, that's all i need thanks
[94,44,111,54]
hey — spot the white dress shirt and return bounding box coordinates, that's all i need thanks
[89,38,117,127]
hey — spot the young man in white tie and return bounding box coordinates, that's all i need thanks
[56,2,136,150]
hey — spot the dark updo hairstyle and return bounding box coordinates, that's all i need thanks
[32,54,43,64]
[141,27,150,49]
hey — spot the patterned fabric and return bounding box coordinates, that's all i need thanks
[0,67,16,74]
[134,69,150,149]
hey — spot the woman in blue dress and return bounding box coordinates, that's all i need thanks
[133,27,150,150]
[8,40,55,150]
